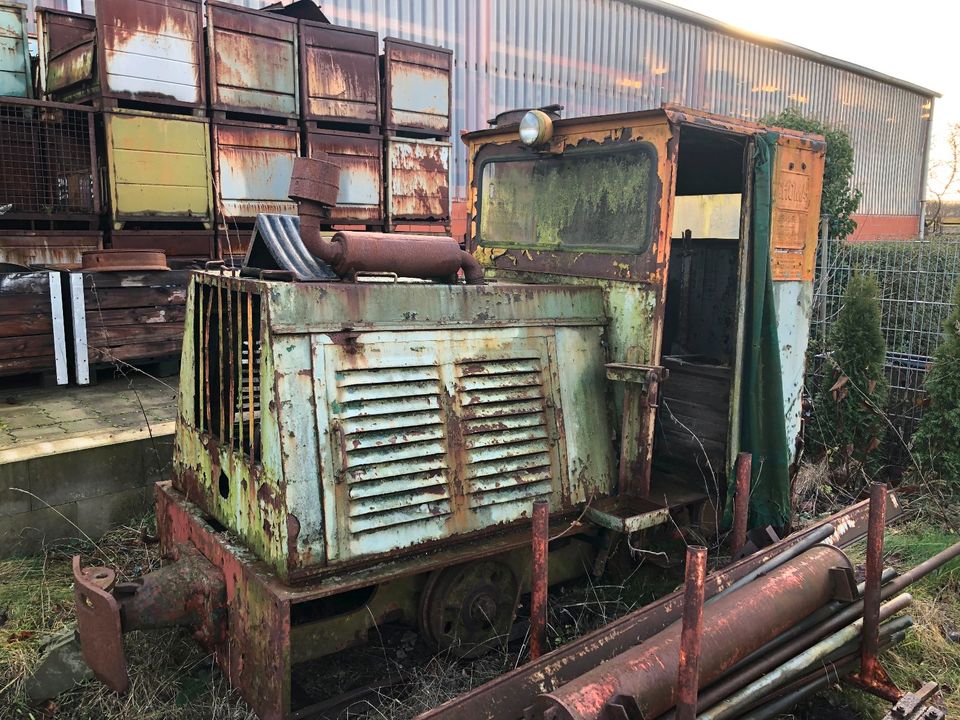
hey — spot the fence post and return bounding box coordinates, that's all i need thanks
[817,214,830,339]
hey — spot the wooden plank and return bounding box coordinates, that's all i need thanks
[79,270,192,289]
[89,339,182,364]
[0,273,49,294]
[0,296,50,316]
[0,334,54,357]
[84,306,186,326]
[0,355,54,373]
[86,322,185,346]
[82,287,187,309]
[0,314,53,337]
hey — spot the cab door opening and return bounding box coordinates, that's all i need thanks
[654,126,750,522]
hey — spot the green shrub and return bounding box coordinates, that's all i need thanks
[913,279,960,482]
[764,106,862,240]
[813,274,888,479]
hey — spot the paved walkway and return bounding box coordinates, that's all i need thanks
[0,375,178,464]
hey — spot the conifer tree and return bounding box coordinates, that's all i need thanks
[815,274,888,479]
[913,279,960,482]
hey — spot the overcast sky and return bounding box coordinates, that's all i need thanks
[665,0,960,198]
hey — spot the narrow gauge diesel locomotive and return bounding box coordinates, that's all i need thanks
[73,105,825,720]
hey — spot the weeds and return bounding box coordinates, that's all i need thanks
[808,521,960,718]
[0,516,255,720]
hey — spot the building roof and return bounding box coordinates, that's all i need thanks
[631,0,941,98]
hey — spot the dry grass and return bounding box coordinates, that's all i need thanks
[0,516,255,720]
[4,476,960,720]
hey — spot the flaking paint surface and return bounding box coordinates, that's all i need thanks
[0,4,30,97]
[99,0,202,105]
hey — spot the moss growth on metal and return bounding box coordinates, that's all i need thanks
[481,149,652,251]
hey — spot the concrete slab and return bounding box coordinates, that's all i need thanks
[0,375,178,556]
[0,375,177,465]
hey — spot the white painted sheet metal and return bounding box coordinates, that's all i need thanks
[320,0,931,216]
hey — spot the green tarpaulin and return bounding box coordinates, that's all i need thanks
[741,132,792,528]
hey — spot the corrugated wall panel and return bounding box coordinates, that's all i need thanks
[33,0,929,214]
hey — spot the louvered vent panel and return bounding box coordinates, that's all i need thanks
[333,364,452,535]
[457,358,553,509]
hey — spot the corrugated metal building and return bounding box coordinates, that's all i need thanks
[26,0,938,240]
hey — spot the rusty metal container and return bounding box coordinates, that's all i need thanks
[382,37,452,138]
[37,0,205,110]
[299,19,379,129]
[102,109,213,229]
[0,97,99,226]
[213,119,299,223]
[385,136,451,226]
[0,1,31,98]
[206,1,299,119]
[109,229,213,259]
[0,231,102,267]
[305,129,382,225]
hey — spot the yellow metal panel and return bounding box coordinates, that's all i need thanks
[112,149,210,185]
[114,185,212,216]
[105,112,213,225]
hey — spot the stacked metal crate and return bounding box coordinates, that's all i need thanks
[207,1,301,260]
[36,0,215,260]
[380,38,453,233]
[0,0,102,269]
[299,19,384,230]
[34,0,212,382]
[0,1,96,384]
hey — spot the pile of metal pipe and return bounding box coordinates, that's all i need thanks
[534,483,960,720]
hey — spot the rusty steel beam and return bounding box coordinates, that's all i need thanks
[861,482,888,685]
[415,495,900,720]
[538,545,852,720]
[530,499,550,662]
[676,546,707,720]
[730,452,751,559]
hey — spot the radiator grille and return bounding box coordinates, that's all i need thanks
[193,281,262,462]
[334,364,452,535]
[457,358,553,509]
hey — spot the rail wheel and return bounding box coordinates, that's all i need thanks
[418,559,519,658]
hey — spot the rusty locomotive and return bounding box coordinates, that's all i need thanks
[72,105,826,719]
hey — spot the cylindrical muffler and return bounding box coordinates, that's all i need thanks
[537,544,852,720]
[328,231,483,283]
[289,156,484,284]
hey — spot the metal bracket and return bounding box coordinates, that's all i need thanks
[73,556,129,693]
[829,565,860,602]
[846,661,903,703]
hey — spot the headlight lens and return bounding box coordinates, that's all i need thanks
[519,110,553,146]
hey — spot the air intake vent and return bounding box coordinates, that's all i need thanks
[333,364,452,535]
[193,281,262,462]
[457,358,553,510]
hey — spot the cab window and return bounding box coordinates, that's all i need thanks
[477,143,656,253]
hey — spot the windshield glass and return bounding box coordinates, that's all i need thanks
[478,144,655,252]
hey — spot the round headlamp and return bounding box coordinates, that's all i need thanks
[519,110,554,146]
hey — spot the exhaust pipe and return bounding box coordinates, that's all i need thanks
[290,157,484,284]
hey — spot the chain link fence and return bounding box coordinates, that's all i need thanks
[808,230,960,464]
